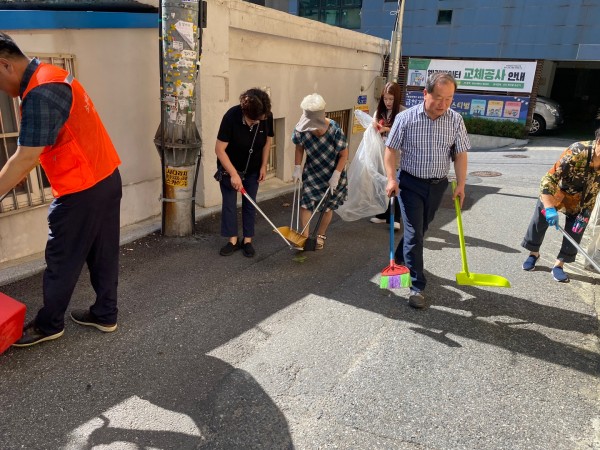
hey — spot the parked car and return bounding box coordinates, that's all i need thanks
[529,96,564,136]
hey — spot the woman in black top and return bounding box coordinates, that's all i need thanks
[215,88,274,257]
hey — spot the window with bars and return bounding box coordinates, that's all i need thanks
[0,54,75,214]
[326,109,351,136]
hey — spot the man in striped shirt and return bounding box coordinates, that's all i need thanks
[384,72,470,309]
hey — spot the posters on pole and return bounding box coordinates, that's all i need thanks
[404,91,530,123]
[407,58,537,93]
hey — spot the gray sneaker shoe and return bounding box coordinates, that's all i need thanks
[70,310,117,332]
[408,290,426,309]
[11,321,64,347]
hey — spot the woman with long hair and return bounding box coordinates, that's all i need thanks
[370,82,405,229]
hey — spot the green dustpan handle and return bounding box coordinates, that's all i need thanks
[452,180,470,276]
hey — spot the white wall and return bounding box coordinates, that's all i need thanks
[198,1,387,206]
[0,2,387,263]
[3,28,162,262]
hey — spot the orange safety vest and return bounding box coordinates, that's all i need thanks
[21,63,121,197]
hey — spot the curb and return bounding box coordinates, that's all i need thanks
[0,183,296,287]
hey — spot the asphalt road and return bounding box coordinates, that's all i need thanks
[0,136,598,449]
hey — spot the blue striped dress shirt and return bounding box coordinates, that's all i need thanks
[18,58,73,147]
[386,102,470,179]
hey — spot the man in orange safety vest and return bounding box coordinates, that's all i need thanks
[0,32,122,347]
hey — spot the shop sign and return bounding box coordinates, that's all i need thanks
[405,91,530,123]
[407,58,537,93]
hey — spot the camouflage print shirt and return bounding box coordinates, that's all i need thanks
[540,140,600,215]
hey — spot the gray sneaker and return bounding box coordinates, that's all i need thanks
[11,321,64,347]
[408,290,426,309]
[70,310,117,332]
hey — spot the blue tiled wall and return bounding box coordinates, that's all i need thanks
[394,0,600,60]
[289,0,600,61]
[359,0,397,40]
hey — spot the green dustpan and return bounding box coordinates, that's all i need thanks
[452,182,511,288]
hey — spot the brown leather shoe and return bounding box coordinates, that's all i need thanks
[408,290,426,309]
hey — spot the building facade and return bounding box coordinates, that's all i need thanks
[0,1,386,265]
[287,0,600,127]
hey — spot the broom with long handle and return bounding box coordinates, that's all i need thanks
[295,182,300,231]
[291,180,298,230]
[541,209,600,273]
[240,187,294,249]
[304,189,332,251]
[380,196,411,289]
[299,187,331,236]
[555,224,600,273]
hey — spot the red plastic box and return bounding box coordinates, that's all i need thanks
[0,292,26,354]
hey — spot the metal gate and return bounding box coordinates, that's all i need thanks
[326,109,351,136]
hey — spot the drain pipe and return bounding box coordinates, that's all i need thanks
[387,0,405,83]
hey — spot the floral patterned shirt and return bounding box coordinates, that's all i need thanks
[540,140,600,215]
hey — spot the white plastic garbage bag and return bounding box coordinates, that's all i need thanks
[584,195,600,273]
[336,109,388,221]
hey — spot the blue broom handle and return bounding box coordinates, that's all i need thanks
[389,196,395,262]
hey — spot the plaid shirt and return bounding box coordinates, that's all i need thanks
[18,59,73,147]
[292,119,348,210]
[386,102,470,179]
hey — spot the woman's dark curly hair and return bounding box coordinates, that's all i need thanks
[240,88,271,120]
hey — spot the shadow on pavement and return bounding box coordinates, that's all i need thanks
[0,227,295,447]
[0,182,597,447]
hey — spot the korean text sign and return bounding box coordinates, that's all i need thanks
[407,58,537,94]
[405,91,529,123]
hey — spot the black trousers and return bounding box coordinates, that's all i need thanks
[36,169,122,334]
[521,199,583,263]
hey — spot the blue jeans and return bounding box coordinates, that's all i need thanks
[394,171,448,292]
[219,172,259,238]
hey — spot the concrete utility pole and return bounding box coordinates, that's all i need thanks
[154,0,203,236]
[387,0,405,83]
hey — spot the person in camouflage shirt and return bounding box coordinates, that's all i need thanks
[521,128,600,282]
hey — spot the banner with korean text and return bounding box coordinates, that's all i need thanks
[405,91,530,124]
[407,58,537,93]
